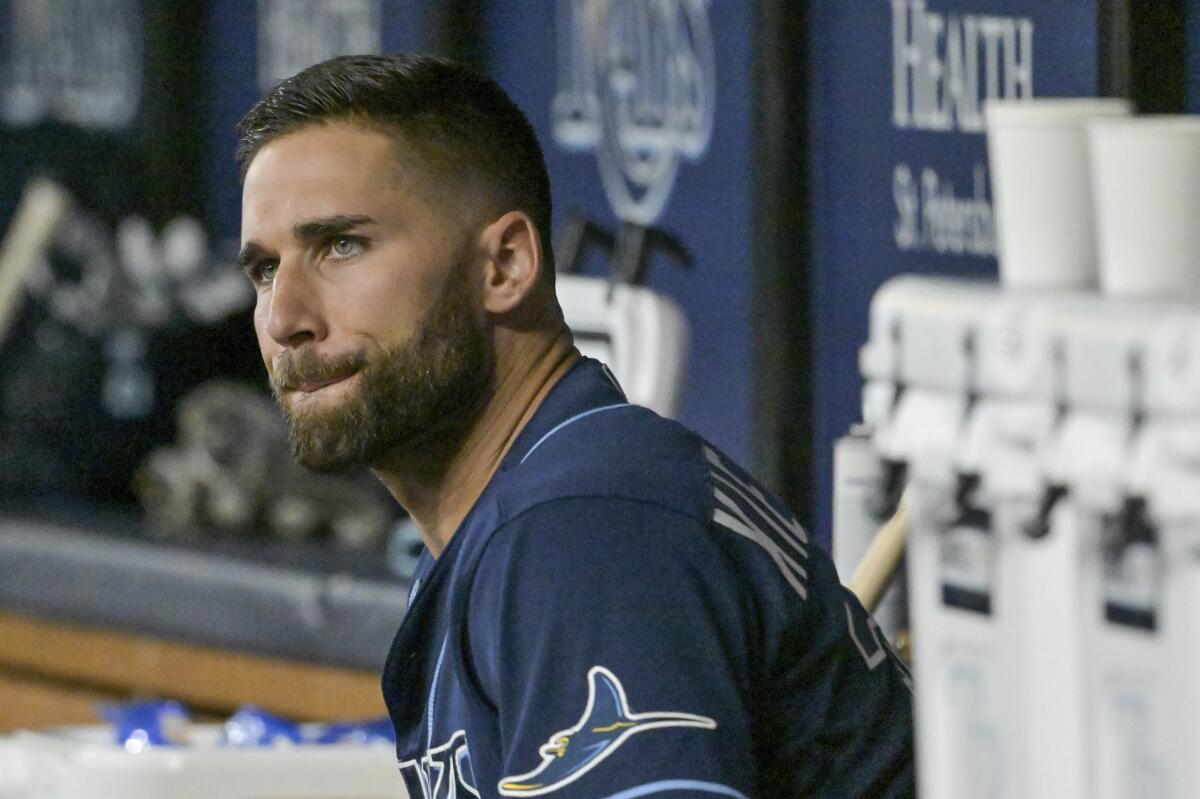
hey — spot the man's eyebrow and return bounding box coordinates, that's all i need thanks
[238,215,376,269]
[238,241,267,269]
[292,214,376,241]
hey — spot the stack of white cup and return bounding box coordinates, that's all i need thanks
[986,98,1131,291]
[987,99,1200,299]
[1089,116,1200,297]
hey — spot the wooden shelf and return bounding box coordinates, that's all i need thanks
[0,610,386,732]
[0,670,115,731]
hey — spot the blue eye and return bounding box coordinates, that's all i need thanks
[330,236,362,258]
[245,260,277,285]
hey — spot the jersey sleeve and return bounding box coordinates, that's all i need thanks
[465,496,759,798]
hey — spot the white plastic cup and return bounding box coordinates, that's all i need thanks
[986,98,1133,289]
[1089,115,1200,299]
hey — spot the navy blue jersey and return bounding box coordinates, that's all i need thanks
[383,358,914,798]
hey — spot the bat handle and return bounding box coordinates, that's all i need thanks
[0,178,72,345]
[848,488,911,613]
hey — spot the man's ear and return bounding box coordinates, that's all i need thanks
[480,210,543,315]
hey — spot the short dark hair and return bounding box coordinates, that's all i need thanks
[237,53,555,273]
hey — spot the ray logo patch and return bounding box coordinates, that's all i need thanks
[498,666,717,796]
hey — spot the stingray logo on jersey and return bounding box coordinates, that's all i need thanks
[398,729,480,798]
[498,666,717,796]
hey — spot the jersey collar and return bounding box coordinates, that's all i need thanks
[501,356,628,472]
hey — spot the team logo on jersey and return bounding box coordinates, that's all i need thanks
[498,666,717,796]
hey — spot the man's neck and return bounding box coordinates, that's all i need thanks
[374,331,578,557]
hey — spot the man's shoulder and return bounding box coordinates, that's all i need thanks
[479,406,821,600]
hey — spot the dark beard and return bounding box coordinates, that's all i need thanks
[270,263,493,473]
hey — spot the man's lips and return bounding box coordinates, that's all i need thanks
[292,372,355,393]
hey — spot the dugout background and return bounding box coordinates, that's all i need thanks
[0,0,1192,567]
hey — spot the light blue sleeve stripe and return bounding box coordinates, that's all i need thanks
[601,780,749,799]
[426,633,449,752]
[519,403,630,464]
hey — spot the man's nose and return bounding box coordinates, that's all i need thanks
[263,259,327,348]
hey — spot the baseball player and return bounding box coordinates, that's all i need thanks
[237,53,914,798]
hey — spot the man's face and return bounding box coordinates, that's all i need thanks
[240,122,493,472]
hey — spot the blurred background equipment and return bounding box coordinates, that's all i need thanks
[0,176,257,503]
[136,381,397,549]
[848,276,1200,798]
[0,179,70,345]
[835,76,1200,794]
[555,214,691,417]
[557,273,689,418]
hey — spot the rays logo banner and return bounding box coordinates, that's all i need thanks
[553,0,715,225]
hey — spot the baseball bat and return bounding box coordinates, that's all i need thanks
[848,488,911,613]
[0,178,71,345]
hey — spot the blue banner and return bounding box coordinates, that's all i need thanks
[203,0,442,236]
[808,1,1102,544]
[484,1,757,468]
